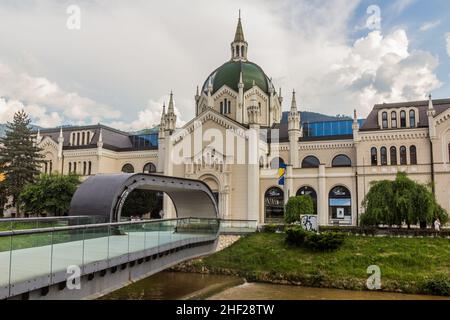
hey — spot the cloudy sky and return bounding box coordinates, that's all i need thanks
[0,0,449,130]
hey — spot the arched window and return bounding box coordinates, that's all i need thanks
[220,101,224,114]
[236,46,240,57]
[77,132,80,146]
[68,162,72,173]
[227,100,231,114]
[44,162,48,174]
[296,186,317,214]
[329,186,352,224]
[390,146,397,165]
[332,155,351,167]
[121,163,135,173]
[83,161,87,176]
[143,162,157,173]
[380,147,387,166]
[410,146,417,165]
[270,157,285,169]
[49,161,52,174]
[400,146,407,165]
[301,156,320,168]
[409,110,416,128]
[391,111,397,128]
[382,112,388,129]
[88,161,92,175]
[400,111,406,128]
[73,162,77,173]
[82,132,85,145]
[371,147,377,166]
[264,187,284,222]
[87,132,91,144]
[71,133,75,145]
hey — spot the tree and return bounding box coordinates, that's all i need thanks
[122,189,159,218]
[20,173,81,216]
[0,176,6,217]
[284,195,314,224]
[0,111,43,217]
[361,172,448,228]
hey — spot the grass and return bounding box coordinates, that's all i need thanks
[187,233,450,295]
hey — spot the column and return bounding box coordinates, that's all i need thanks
[247,126,260,222]
[318,164,327,226]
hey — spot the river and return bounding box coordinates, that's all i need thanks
[100,271,449,300]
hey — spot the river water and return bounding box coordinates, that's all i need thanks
[101,271,449,300]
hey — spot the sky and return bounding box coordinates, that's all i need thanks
[0,0,449,130]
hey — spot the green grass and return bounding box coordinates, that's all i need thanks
[189,233,450,295]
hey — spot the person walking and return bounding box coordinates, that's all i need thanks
[434,218,441,232]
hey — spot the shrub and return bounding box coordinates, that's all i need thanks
[421,275,450,296]
[263,224,281,233]
[285,226,308,245]
[304,232,345,251]
[284,195,314,224]
[285,226,345,251]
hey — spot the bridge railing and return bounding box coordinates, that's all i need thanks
[0,217,220,299]
[219,219,258,234]
[0,215,108,231]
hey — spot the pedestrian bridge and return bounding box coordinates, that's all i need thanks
[0,174,222,300]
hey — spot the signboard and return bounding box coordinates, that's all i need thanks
[300,215,318,231]
[336,208,345,219]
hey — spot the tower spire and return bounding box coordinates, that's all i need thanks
[291,90,297,112]
[231,11,248,61]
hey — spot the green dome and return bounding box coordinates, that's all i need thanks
[203,60,272,95]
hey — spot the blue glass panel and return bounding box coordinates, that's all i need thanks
[329,198,351,206]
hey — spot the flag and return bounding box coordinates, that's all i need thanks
[278,162,286,186]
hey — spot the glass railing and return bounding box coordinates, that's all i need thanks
[0,217,220,299]
[0,215,108,232]
[219,219,258,234]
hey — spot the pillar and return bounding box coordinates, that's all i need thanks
[318,164,327,226]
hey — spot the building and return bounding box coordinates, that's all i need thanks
[33,16,450,225]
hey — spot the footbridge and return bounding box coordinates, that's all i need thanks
[0,174,221,300]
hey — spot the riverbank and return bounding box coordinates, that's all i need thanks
[172,233,450,296]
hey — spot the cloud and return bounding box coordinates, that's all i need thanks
[390,0,416,14]
[0,61,120,126]
[0,97,62,127]
[419,20,441,32]
[110,95,186,131]
[310,29,441,114]
[447,33,450,56]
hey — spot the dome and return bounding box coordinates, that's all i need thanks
[202,60,273,95]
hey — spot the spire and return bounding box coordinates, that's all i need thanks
[234,11,245,42]
[231,11,248,61]
[353,109,357,123]
[428,94,434,110]
[59,127,63,139]
[290,90,297,112]
[168,91,175,114]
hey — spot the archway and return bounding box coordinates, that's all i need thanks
[265,187,284,222]
[328,185,352,225]
[296,186,317,214]
[201,176,220,212]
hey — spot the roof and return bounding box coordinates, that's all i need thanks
[360,98,450,131]
[36,124,158,151]
[202,60,272,95]
[234,17,245,42]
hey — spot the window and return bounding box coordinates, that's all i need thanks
[400,146,407,165]
[87,132,91,144]
[49,161,52,174]
[380,147,387,166]
[220,101,224,114]
[382,112,388,129]
[332,155,351,167]
[73,162,77,173]
[265,187,284,222]
[390,147,397,165]
[44,162,48,174]
[371,147,377,166]
[400,111,406,128]
[410,146,417,165]
[121,164,135,173]
[77,132,80,145]
[82,132,85,145]
[391,111,397,128]
[227,100,231,114]
[259,156,264,168]
[143,162,157,173]
[83,161,87,176]
[69,162,72,173]
[301,156,320,168]
[88,161,92,175]
[409,110,416,128]
[329,186,352,224]
[270,157,285,169]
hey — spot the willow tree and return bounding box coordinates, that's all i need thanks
[361,172,447,228]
